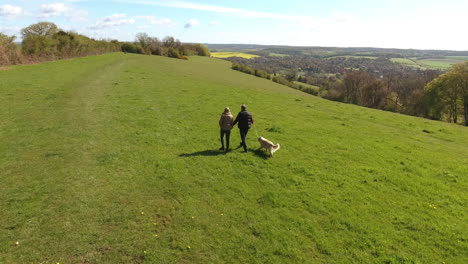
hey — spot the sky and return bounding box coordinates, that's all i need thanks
[1,0,467,50]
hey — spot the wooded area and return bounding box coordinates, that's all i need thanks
[225,48,468,125]
[0,22,210,66]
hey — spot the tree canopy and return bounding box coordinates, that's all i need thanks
[424,62,468,125]
[21,22,59,38]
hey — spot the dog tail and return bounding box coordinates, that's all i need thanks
[271,143,280,154]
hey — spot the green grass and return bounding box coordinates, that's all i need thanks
[445,56,468,61]
[416,59,454,70]
[392,56,468,70]
[415,57,468,70]
[1,53,467,263]
[390,58,423,68]
[268,53,289,57]
[327,55,378,60]
[211,52,259,59]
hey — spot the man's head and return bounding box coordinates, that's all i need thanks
[241,104,247,111]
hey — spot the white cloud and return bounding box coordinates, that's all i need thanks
[0,4,23,18]
[40,3,69,17]
[88,14,135,30]
[126,0,306,20]
[0,25,21,37]
[184,18,200,28]
[39,3,88,21]
[136,16,176,27]
[208,21,219,26]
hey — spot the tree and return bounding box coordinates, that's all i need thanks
[284,70,297,82]
[424,62,468,125]
[21,22,59,38]
[21,35,57,56]
[451,62,468,125]
[193,44,210,56]
[0,33,23,65]
[163,36,180,49]
[167,47,180,58]
[121,43,144,54]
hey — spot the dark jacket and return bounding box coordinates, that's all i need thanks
[233,110,254,129]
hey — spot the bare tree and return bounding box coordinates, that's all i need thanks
[21,22,59,38]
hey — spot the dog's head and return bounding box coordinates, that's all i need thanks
[258,136,264,142]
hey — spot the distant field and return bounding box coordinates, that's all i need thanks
[445,56,468,60]
[389,56,468,70]
[328,55,377,60]
[416,56,468,70]
[211,52,259,59]
[390,58,421,68]
[268,53,289,57]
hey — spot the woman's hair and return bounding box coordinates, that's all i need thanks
[224,107,230,113]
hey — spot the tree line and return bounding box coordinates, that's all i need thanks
[121,33,210,59]
[1,22,121,66]
[323,64,468,125]
[0,22,210,67]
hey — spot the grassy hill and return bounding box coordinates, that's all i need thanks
[1,53,467,263]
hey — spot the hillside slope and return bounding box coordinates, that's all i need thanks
[1,53,467,263]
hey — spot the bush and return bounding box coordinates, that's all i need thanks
[167,47,180,58]
[0,33,23,66]
[300,86,319,96]
[22,35,57,57]
[121,43,144,54]
[193,44,210,56]
[272,76,293,86]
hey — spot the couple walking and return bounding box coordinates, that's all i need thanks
[219,104,254,152]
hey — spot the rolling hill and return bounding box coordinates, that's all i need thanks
[1,53,467,263]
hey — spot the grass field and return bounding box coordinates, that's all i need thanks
[211,52,259,59]
[415,57,468,70]
[390,58,423,68]
[268,53,289,57]
[328,55,377,60]
[1,53,467,263]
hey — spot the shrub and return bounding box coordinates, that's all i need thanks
[193,44,210,56]
[22,35,57,57]
[121,43,144,54]
[167,47,180,58]
[0,33,23,66]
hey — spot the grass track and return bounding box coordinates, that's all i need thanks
[1,53,467,263]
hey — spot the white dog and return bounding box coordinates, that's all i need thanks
[258,136,280,156]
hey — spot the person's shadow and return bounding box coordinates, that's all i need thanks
[178,149,227,157]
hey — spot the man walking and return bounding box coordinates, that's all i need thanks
[233,104,254,152]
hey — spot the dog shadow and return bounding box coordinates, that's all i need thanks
[252,148,270,159]
[178,149,227,157]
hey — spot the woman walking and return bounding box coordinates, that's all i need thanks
[219,107,234,151]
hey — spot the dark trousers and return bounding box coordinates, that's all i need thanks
[239,128,249,151]
[220,129,231,149]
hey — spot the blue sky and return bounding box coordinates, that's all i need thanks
[1,0,467,50]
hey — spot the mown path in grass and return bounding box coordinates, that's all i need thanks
[1,53,467,263]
